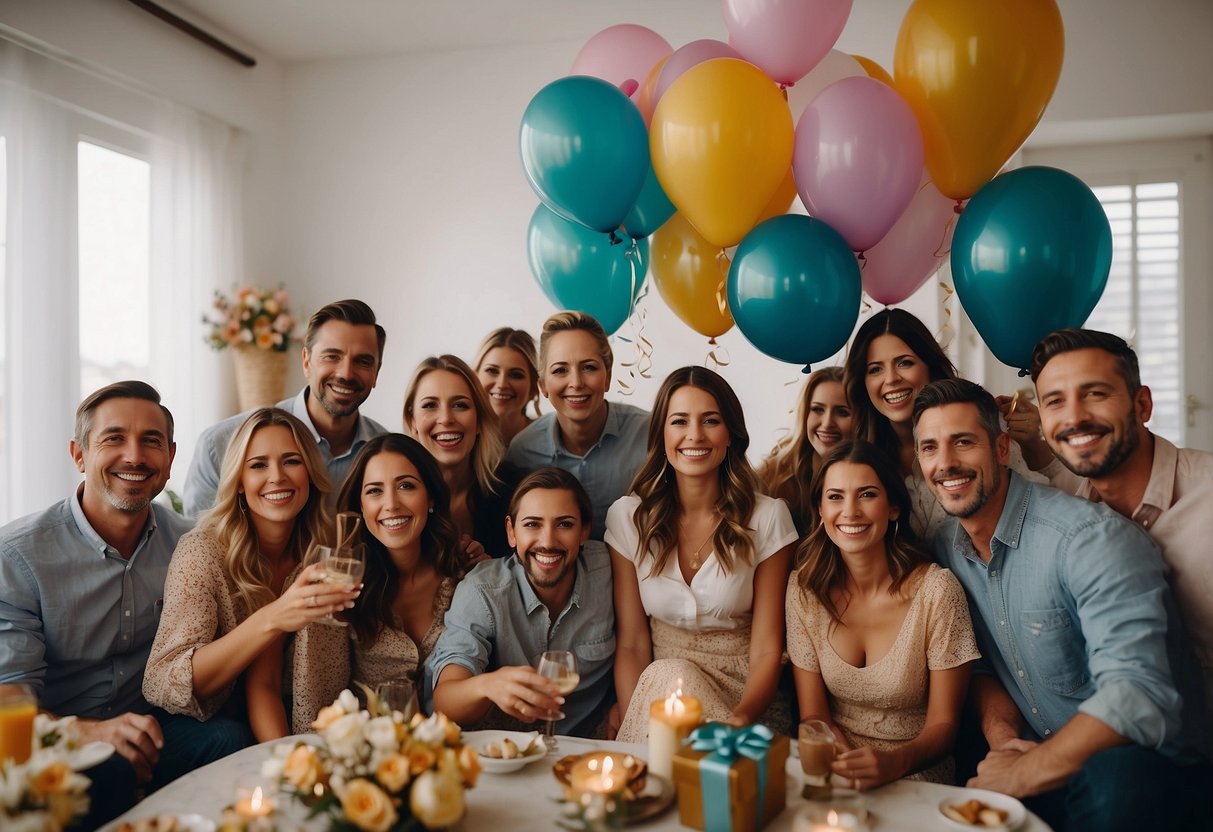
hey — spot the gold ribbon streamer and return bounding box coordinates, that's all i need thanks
[615,240,654,395]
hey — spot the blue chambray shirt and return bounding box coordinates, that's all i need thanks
[934,471,1204,760]
[0,489,194,717]
[182,387,388,516]
[504,402,649,540]
[426,541,615,736]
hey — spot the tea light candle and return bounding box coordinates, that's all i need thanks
[569,753,630,796]
[793,805,870,832]
[647,688,703,779]
[234,784,276,824]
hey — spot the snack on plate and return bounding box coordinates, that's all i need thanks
[481,737,525,759]
[116,816,180,832]
[944,799,1010,828]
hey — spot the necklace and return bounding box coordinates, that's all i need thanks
[681,516,720,570]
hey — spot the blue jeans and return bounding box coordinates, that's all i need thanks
[1025,745,1212,832]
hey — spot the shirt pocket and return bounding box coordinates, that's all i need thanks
[574,633,616,668]
[1019,608,1090,696]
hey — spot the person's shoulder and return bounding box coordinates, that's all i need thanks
[196,406,258,451]
[1174,442,1213,479]
[613,401,651,433]
[0,498,72,542]
[171,526,227,565]
[753,492,790,518]
[579,539,611,573]
[505,414,555,458]
[918,562,964,599]
[152,503,194,539]
[358,411,391,437]
[457,555,514,592]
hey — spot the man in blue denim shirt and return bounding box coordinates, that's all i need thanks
[430,468,614,736]
[913,378,1211,831]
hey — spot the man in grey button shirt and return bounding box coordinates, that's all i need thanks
[183,299,389,515]
[430,468,615,737]
[0,381,246,826]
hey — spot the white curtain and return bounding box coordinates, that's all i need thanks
[0,35,245,523]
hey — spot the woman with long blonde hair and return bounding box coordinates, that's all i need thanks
[474,327,542,446]
[144,408,354,730]
[608,367,797,740]
[404,354,520,561]
[758,366,854,534]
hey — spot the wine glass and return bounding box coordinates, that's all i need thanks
[375,679,419,722]
[308,543,365,625]
[536,650,578,755]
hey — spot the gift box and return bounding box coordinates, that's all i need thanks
[671,723,789,832]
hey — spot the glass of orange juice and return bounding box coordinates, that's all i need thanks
[0,683,37,764]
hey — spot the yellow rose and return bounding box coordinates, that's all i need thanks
[406,744,437,776]
[283,745,325,793]
[409,770,465,829]
[457,745,481,788]
[341,778,398,832]
[29,761,71,796]
[313,703,345,731]
[376,753,411,793]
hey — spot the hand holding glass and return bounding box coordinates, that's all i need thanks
[799,720,837,794]
[308,543,365,625]
[536,651,578,755]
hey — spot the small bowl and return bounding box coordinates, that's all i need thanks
[471,730,547,773]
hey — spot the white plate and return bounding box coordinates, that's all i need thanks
[938,788,1026,830]
[68,740,115,770]
[467,729,547,773]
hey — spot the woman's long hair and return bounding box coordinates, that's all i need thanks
[337,434,464,646]
[795,440,932,623]
[203,408,333,614]
[842,309,957,462]
[402,354,505,497]
[474,327,542,419]
[758,366,846,533]
[629,366,760,578]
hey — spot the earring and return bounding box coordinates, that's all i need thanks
[237,493,248,515]
[428,507,434,514]
[891,518,899,538]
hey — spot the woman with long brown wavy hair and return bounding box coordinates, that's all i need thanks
[608,366,797,741]
[787,440,977,789]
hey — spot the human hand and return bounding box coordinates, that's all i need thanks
[483,666,562,723]
[996,393,1054,470]
[270,562,360,633]
[832,746,903,791]
[77,713,163,783]
[968,745,1035,797]
[460,534,491,567]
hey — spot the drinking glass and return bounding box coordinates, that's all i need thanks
[536,650,578,755]
[799,719,837,797]
[0,684,36,764]
[308,543,365,625]
[375,679,419,722]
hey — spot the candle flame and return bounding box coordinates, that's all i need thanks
[601,756,616,791]
[663,690,686,716]
[251,787,264,812]
[827,809,840,825]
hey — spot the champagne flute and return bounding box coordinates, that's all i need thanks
[536,650,578,755]
[309,543,365,625]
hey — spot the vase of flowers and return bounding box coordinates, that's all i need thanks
[265,688,479,832]
[204,285,297,410]
[0,715,91,831]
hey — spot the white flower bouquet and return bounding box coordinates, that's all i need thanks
[264,689,479,832]
[0,716,90,832]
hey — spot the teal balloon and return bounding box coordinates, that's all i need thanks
[727,215,861,368]
[622,162,676,239]
[527,205,648,335]
[952,166,1112,371]
[520,76,649,234]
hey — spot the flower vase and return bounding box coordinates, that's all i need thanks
[232,345,289,410]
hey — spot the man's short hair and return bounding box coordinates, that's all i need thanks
[508,467,593,527]
[75,380,174,447]
[303,299,386,362]
[912,378,1003,444]
[1029,328,1141,393]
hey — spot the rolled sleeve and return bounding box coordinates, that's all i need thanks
[0,545,47,692]
[1066,521,1180,749]
[427,581,496,682]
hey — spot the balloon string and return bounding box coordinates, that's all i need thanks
[937,280,956,351]
[715,278,728,316]
[615,243,653,395]
[706,340,731,370]
[934,210,958,259]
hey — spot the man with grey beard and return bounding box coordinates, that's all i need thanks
[183,298,388,515]
[0,381,244,826]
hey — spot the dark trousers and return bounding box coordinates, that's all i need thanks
[79,711,253,830]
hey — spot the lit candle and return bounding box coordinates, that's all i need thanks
[647,686,703,779]
[234,785,276,822]
[569,753,631,796]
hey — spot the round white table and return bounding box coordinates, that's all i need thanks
[103,733,1052,831]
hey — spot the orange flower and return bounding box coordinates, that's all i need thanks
[312,703,344,731]
[457,745,481,788]
[406,744,437,776]
[375,753,410,792]
[341,778,398,832]
[283,745,325,793]
[29,761,71,796]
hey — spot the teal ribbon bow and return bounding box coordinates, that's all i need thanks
[686,723,775,832]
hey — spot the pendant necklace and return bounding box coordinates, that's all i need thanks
[683,516,720,570]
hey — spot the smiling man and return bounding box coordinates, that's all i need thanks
[429,467,615,737]
[1031,328,1213,725]
[912,377,1211,831]
[183,299,388,516]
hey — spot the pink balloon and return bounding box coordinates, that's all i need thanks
[571,24,672,103]
[653,39,743,110]
[793,76,925,252]
[722,0,853,86]
[861,172,958,305]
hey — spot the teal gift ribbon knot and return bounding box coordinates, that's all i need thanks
[685,723,774,832]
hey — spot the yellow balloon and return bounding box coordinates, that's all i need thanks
[894,0,1064,200]
[651,58,794,248]
[852,54,894,87]
[755,166,797,225]
[636,54,669,127]
[651,213,735,339]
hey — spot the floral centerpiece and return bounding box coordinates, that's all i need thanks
[264,689,479,832]
[0,715,91,832]
[204,285,296,352]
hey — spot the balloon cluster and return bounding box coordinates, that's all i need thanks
[519,0,1111,372]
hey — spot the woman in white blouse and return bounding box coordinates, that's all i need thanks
[607,367,797,741]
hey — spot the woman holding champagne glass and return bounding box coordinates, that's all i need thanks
[144,408,353,731]
[786,441,978,789]
[278,434,467,733]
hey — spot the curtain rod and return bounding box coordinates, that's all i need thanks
[125,0,257,68]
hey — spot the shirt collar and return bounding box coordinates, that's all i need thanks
[506,549,586,615]
[542,402,619,457]
[291,386,379,448]
[1138,433,1177,513]
[948,469,1029,561]
[69,483,157,559]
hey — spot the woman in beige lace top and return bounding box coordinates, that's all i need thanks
[787,440,978,789]
[143,408,354,727]
[257,434,466,736]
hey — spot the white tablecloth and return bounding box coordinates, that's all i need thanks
[103,734,1052,831]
